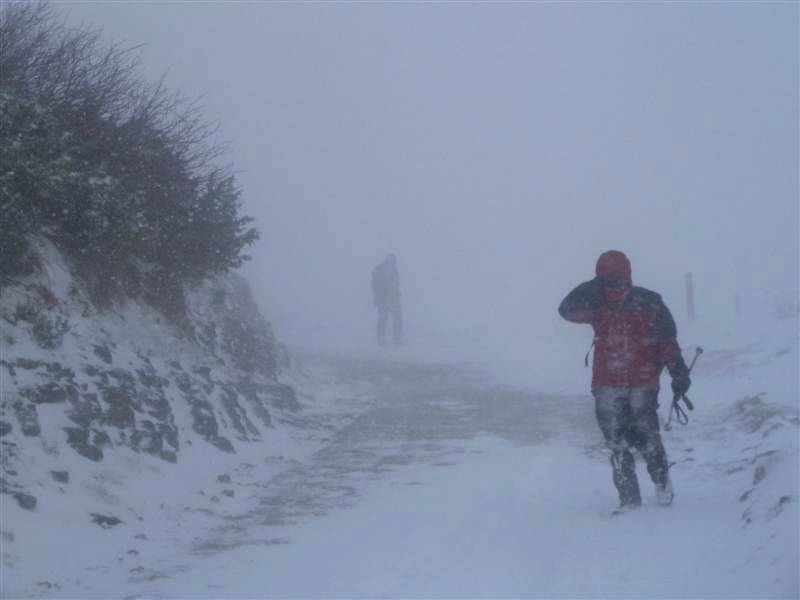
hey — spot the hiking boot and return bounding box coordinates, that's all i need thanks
[656,475,674,506]
[611,499,641,516]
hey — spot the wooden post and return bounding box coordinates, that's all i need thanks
[685,272,696,321]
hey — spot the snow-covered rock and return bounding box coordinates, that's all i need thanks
[0,238,298,516]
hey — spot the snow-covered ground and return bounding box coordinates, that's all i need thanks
[3,312,798,598]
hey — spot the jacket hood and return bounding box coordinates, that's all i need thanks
[596,250,632,283]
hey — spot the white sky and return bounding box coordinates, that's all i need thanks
[60,2,799,356]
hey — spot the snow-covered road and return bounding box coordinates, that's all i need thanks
[5,349,797,599]
[136,353,798,599]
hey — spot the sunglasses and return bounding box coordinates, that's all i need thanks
[601,277,626,289]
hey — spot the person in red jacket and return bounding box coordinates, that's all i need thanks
[559,250,691,510]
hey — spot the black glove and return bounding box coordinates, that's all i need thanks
[577,278,604,306]
[671,371,691,397]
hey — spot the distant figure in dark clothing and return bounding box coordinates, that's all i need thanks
[559,250,691,511]
[371,254,403,346]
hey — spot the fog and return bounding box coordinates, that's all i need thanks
[61,2,798,387]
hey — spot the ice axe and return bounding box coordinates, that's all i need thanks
[665,346,703,430]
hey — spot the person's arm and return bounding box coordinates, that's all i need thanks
[558,279,602,324]
[653,299,691,395]
[371,269,379,306]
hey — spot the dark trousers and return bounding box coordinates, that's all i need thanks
[377,305,402,345]
[593,385,670,506]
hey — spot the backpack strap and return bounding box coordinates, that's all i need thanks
[584,338,596,367]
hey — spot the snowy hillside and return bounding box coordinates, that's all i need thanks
[0,238,305,593]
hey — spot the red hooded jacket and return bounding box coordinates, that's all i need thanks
[558,251,688,388]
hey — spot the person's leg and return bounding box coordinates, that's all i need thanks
[391,305,403,345]
[629,385,673,504]
[594,387,641,507]
[377,307,388,346]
